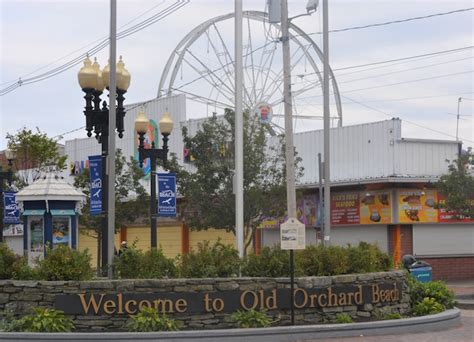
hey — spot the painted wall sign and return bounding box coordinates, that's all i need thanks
[55,281,402,315]
[398,189,437,223]
[360,191,391,224]
[437,193,474,223]
[157,173,176,217]
[331,192,360,225]
[88,155,102,216]
[3,192,20,224]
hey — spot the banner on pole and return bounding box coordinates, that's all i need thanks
[88,155,102,216]
[157,173,176,217]
[3,192,20,224]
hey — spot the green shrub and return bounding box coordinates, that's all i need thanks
[113,245,144,279]
[242,246,301,277]
[231,309,272,328]
[126,307,180,332]
[37,245,93,281]
[113,246,177,279]
[13,308,74,332]
[408,277,455,310]
[141,248,177,278]
[347,242,392,273]
[179,240,240,278]
[11,257,39,280]
[384,313,402,320]
[0,243,17,279]
[335,313,353,324]
[297,245,349,276]
[412,297,445,316]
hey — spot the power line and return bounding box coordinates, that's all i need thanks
[0,0,189,96]
[341,95,474,143]
[307,7,474,35]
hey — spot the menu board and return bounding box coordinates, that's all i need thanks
[360,191,392,224]
[398,189,438,223]
[331,193,360,225]
[437,194,474,223]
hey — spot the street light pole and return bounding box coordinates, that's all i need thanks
[456,97,462,141]
[78,53,130,277]
[135,110,174,249]
[322,0,331,244]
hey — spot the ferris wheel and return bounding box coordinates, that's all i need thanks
[158,11,342,132]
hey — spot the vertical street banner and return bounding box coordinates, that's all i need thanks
[158,173,176,217]
[88,155,102,216]
[3,192,20,224]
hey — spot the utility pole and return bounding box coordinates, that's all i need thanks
[107,0,117,279]
[235,0,244,258]
[318,152,324,244]
[456,97,462,141]
[322,0,331,245]
[281,0,297,326]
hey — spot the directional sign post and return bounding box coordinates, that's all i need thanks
[88,155,102,216]
[157,173,176,217]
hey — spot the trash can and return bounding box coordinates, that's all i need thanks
[408,260,432,283]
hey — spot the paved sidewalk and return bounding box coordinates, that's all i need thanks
[446,280,474,298]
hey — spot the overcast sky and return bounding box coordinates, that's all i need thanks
[1,0,473,151]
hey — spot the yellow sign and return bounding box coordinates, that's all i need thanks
[398,189,437,223]
[360,191,391,224]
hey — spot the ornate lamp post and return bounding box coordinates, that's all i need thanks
[135,110,174,249]
[78,56,130,275]
[0,149,15,243]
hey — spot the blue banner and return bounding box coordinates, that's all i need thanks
[157,173,176,217]
[88,155,102,216]
[3,192,20,224]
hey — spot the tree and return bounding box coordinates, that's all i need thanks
[6,127,67,188]
[74,149,148,271]
[167,109,303,253]
[436,148,474,219]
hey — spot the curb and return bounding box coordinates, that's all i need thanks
[0,308,461,342]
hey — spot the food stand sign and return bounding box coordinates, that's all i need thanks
[398,189,437,223]
[331,193,360,225]
[280,218,305,250]
[360,191,391,224]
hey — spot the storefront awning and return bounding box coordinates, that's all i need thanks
[50,209,76,216]
[22,209,45,216]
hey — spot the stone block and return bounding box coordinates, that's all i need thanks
[333,274,357,284]
[357,273,375,281]
[322,306,343,313]
[12,281,38,287]
[363,304,373,311]
[216,282,239,291]
[0,293,9,304]
[356,311,371,317]
[80,281,114,290]
[312,277,332,286]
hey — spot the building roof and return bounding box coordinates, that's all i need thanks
[16,173,86,202]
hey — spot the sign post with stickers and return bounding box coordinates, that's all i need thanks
[280,217,306,326]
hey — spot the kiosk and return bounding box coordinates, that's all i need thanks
[15,174,85,265]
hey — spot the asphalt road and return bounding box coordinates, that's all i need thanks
[302,310,473,342]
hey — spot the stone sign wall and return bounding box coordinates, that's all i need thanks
[0,271,410,331]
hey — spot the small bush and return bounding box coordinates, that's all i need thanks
[13,308,74,332]
[37,245,93,281]
[0,243,17,279]
[242,246,301,277]
[179,240,240,278]
[408,277,455,310]
[347,242,392,273]
[412,297,445,316]
[231,309,272,328]
[113,245,144,279]
[335,313,353,324]
[11,257,39,280]
[126,307,180,332]
[384,313,402,320]
[141,248,177,279]
[297,245,349,276]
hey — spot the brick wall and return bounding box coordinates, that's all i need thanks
[388,225,413,260]
[418,256,474,281]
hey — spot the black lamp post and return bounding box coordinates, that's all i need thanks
[78,56,130,275]
[0,149,15,243]
[134,110,174,249]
